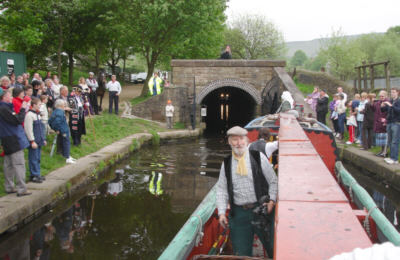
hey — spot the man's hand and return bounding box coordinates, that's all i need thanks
[21,101,30,110]
[267,201,275,214]
[218,214,228,229]
[31,141,38,149]
[43,141,47,146]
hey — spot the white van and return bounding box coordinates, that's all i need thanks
[136,72,147,83]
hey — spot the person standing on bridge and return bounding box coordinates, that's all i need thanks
[217,126,278,257]
[148,72,163,96]
[220,45,232,59]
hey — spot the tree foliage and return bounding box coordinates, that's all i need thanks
[290,50,308,67]
[123,0,227,95]
[224,14,286,60]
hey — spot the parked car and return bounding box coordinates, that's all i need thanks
[130,74,138,83]
[136,72,147,83]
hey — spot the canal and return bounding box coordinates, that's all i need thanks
[0,136,399,259]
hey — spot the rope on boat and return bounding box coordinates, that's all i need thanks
[363,206,378,238]
[349,185,354,203]
[193,215,204,247]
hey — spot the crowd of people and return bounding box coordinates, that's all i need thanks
[0,71,123,197]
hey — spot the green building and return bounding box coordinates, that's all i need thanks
[0,51,27,77]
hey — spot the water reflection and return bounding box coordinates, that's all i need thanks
[0,137,228,260]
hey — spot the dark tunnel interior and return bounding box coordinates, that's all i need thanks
[201,87,257,134]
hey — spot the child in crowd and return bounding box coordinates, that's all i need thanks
[24,97,47,183]
[346,100,357,144]
[330,94,339,136]
[49,99,76,164]
[25,85,33,99]
[356,92,368,144]
[39,95,49,137]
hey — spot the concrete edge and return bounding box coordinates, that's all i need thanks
[336,144,400,189]
[0,129,201,234]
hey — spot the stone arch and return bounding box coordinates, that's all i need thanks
[197,78,262,105]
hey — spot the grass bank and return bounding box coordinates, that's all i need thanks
[0,114,165,196]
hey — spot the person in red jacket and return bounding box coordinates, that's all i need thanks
[12,88,25,114]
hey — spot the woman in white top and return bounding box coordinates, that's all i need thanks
[336,94,347,140]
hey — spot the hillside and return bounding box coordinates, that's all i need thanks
[286,33,384,58]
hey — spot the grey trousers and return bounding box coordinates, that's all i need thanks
[166,117,173,129]
[4,150,27,193]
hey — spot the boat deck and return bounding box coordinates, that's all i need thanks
[275,113,373,259]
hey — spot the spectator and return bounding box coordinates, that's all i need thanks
[48,99,76,164]
[67,87,86,146]
[346,101,357,144]
[316,89,329,125]
[381,88,400,164]
[24,85,33,99]
[165,100,174,129]
[32,80,42,97]
[15,75,24,89]
[305,86,320,112]
[9,73,16,88]
[1,76,10,90]
[336,94,347,140]
[86,72,99,115]
[352,94,361,137]
[148,72,163,96]
[356,92,368,144]
[12,87,25,114]
[220,45,232,59]
[22,73,29,87]
[44,79,55,108]
[39,95,49,136]
[44,71,52,81]
[372,90,389,157]
[330,94,340,136]
[78,77,91,116]
[31,73,41,83]
[0,89,32,196]
[361,94,375,150]
[337,86,347,103]
[24,97,47,183]
[52,75,62,99]
[57,86,71,111]
[106,75,121,114]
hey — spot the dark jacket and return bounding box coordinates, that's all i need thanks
[372,99,388,133]
[362,102,375,129]
[249,139,267,157]
[48,108,70,137]
[381,98,400,124]
[316,96,329,114]
[0,101,30,155]
[224,151,269,214]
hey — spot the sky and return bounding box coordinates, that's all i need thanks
[226,0,400,42]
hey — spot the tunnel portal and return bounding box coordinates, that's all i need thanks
[201,86,257,133]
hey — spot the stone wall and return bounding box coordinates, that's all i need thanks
[171,59,286,104]
[131,86,190,126]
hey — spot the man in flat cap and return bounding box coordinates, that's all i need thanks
[216,126,278,257]
[86,72,99,115]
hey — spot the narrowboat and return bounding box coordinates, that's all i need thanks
[159,113,400,260]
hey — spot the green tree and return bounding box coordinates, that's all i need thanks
[123,0,227,96]
[290,50,308,67]
[304,53,328,72]
[319,29,366,80]
[225,14,286,60]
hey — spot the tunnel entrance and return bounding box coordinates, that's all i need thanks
[201,87,257,134]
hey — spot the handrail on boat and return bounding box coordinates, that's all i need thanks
[335,161,400,246]
[159,185,217,260]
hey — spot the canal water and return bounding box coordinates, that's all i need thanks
[0,136,399,260]
[0,136,230,260]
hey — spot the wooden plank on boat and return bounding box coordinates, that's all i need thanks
[275,201,372,260]
[278,155,348,202]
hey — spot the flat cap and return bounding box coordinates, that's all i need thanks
[227,126,248,136]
